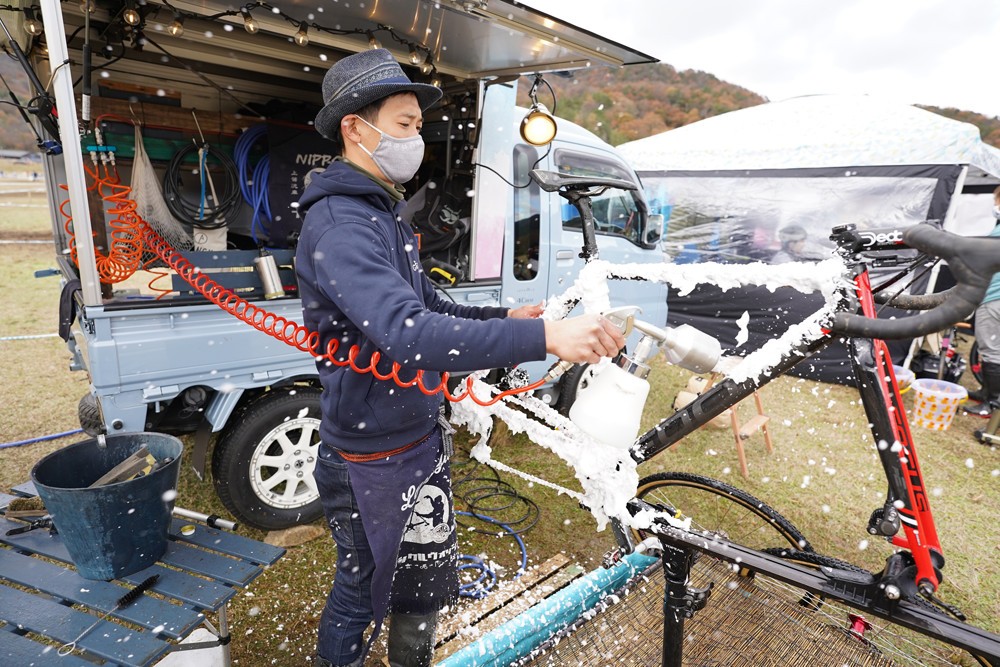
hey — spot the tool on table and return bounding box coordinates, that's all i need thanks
[173,506,238,532]
[58,574,160,656]
[5,515,56,536]
[3,497,55,536]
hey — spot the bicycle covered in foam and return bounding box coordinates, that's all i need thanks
[513,169,1000,667]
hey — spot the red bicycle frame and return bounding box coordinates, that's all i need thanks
[853,268,943,592]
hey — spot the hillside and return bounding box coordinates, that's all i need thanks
[0,52,38,151]
[520,62,1000,151]
[1,52,997,153]
[919,105,1000,148]
[517,63,768,146]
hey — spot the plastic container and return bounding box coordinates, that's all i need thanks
[910,378,967,431]
[31,432,183,580]
[892,365,915,393]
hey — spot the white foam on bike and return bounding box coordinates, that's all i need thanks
[454,257,849,529]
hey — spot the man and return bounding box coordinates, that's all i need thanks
[964,184,1000,421]
[771,224,808,264]
[295,49,625,667]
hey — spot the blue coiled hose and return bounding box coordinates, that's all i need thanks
[456,511,528,599]
[233,124,272,245]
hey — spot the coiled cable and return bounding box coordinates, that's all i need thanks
[61,163,145,284]
[162,141,242,230]
[455,511,527,599]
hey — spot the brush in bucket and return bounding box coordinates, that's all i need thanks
[30,432,183,580]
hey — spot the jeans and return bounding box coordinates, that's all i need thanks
[314,445,376,666]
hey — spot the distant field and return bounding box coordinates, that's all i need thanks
[0,158,51,239]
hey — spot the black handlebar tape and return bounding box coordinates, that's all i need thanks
[831,224,1000,339]
[872,285,953,310]
[831,288,982,339]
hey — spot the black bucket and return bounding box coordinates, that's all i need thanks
[30,432,183,580]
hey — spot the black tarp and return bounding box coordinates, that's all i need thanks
[666,283,914,386]
[644,165,964,385]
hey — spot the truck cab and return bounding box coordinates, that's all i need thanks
[25,0,666,529]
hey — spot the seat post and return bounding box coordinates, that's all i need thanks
[564,189,599,262]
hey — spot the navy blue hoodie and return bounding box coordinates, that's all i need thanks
[296,161,547,454]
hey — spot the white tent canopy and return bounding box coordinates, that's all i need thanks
[616,95,1000,384]
[618,94,1000,176]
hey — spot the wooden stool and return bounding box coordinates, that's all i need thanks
[675,374,774,478]
[726,386,774,478]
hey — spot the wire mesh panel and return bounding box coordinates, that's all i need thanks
[520,556,904,667]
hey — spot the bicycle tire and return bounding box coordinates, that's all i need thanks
[762,547,873,575]
[634,472,811,551]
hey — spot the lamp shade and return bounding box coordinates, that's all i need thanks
[520,104,557,146]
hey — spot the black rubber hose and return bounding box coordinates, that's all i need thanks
[163,142,242,230]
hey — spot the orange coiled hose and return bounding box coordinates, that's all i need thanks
[61,163,145,284]
[143,223,544,406]
[66,167,544,406]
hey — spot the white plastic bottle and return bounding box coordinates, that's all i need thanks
[569,359,651,450]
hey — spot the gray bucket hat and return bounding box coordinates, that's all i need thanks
[314,48,443,140]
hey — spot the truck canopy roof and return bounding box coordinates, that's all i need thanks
[48,0,655,112]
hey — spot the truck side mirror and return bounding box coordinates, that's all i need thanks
[644,214,664,246]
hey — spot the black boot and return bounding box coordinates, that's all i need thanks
[387,611,438,667]
[964,361,1000,418]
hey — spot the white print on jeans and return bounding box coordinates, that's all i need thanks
[401,482,452,545]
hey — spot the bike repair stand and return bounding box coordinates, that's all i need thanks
[975,405,1000,446]
[660,541,712,667]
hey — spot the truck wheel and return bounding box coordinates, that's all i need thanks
[554,363,595,417]
[212,387,323,531]
[78,393,103,436]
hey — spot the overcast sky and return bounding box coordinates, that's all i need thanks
[522,0,1000,119]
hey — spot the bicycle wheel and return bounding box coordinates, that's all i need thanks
[753,548,992,667]
[634,471,810,551]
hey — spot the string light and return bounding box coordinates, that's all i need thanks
[241,8,259,34]
[167,13,185,37]
[293,22,308,47]
[79,0,95,14]
[408,45,425,66]
[367,31,382,49]
[123,2,141,26]
[23,7,43,36]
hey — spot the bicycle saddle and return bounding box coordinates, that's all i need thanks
[529,169,637,194]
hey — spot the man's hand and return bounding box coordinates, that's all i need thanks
[508,302,544,319]
[544,314,626,364]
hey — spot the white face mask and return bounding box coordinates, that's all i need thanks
[355,116,424,184]
[993,204,1000,220]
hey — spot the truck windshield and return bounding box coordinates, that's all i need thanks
[555,149,645,246]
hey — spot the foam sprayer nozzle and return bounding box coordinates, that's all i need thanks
[662,324,722,374]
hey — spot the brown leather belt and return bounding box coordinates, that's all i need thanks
[335,430,434,463]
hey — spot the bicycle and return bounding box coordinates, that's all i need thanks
[497,169,1000,667]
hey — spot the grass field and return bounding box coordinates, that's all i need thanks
[1,195,998,665]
